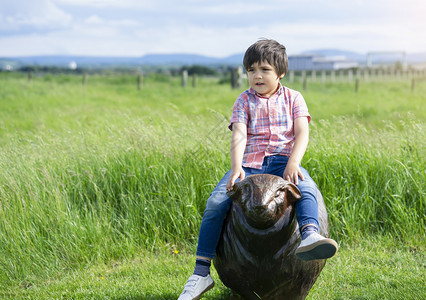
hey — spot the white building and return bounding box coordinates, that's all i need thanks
[288,55,358,71]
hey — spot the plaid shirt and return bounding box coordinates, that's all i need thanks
[229,83,311,169]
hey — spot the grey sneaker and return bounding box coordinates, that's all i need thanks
[295,232,338,260]
[178,274,215,300]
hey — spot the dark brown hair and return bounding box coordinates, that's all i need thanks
[243,39,288,76]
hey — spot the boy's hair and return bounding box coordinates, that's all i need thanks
[243,39,288,76]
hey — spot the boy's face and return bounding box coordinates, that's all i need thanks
[247,61,285,98]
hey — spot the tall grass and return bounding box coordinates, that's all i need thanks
[0,73,424,287]
[307,115,424,239]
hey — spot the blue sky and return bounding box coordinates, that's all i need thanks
[1,0,425,57]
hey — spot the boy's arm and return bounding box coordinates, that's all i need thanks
[226,122,247,191]
[283,116,309,185]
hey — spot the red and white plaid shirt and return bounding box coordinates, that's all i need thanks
[229,83,311,169]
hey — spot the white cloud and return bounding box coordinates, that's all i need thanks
[110,19,140,27]
[0,0,425,57]
[54,0,159,9]
[84,15,104,25]
[0,0,72,32]
[187,2,266,15]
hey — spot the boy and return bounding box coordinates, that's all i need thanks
[178,39,338,300]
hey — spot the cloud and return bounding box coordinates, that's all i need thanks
[55,0,159,9]
[84,15,104,25]
[0,0,72,33]
[0,0,425,57]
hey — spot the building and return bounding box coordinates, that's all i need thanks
[288,54,358,71]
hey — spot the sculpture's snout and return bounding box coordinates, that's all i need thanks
[252,203,267,214]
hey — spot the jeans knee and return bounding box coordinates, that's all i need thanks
[297,180,317,197]
[204,192,232,218]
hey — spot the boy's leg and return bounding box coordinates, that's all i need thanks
[294,167,320,230]
[196,170,234,260]
[265,156,337,260]
[180,168,258,300]
[179,172,231,300]
[295,167,338,260]
[265,155,320,229]
[266,156,319,229]
[196,165,259,259]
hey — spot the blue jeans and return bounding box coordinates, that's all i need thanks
[196,155,319,259]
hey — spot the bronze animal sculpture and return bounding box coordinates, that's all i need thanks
[213,174,330,299]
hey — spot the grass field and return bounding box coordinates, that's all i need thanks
[0,72,425,299]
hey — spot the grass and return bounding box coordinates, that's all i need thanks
[2,236,424,299]
[0,72,425,298]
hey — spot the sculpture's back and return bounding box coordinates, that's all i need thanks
[214,174,329,299]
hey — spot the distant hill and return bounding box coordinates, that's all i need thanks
[0,53,243,69]
[139,53,232,65]
[0,55,141,69]
[1,50,425,70]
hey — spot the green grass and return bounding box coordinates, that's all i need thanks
[0,72,425,298]
[2,237,424,299]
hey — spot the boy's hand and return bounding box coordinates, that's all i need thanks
[283,161,304,185]
[226,168,245,191]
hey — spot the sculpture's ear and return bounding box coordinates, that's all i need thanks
[226,181,242,200]
[283,182,302,204]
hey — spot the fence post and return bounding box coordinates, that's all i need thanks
[388,68,395,80]
[321,70,326,84]
[355,68,361,92]
[182,70,188,88]
[396,70,401,80]
[237,66,243,89]
[339,70,344,82]
[231,68,236,88]
[289,70,294,83]
[231,66,243,89]
[302,71,307,90]
[363,69,369,82]
[82,73,87,86]
[403,70,408,79]
[192,74,197,88]
[348,70,353,82]
[311,70,316,82]
[137,74,142,90]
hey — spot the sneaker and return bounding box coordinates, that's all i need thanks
[178,274,215,300]
[295,232,338,260]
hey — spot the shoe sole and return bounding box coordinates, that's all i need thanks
[295,238,338,260]
[192,281,215,300]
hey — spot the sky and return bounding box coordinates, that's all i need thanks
[1,0,425,58]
